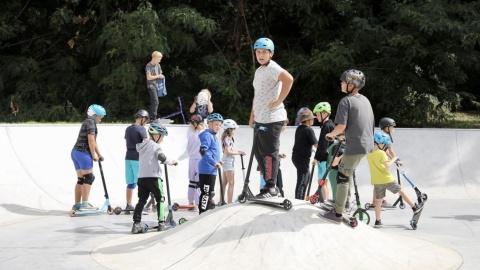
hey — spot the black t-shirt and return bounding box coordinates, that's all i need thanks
[73,118,97,153]
[125,124,148,160]
[314,119,335,162]
[292,125,318,159]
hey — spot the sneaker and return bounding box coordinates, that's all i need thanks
[318,209,343,224]
[80,202,98,210]
[412,203,424,214]
[125,204,134,211]
[327,199,336,205]
[255,187,279,199]
[374,220,383,228]
[71,204,81,211]
[131,222,144,234]
[382,200,392,207]
[158,222,166,231]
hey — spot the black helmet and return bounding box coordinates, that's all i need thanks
[379,117,396,130]
[135,109,150,120]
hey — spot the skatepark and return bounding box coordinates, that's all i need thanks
[1,124,479,269]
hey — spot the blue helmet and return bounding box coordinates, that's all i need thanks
[374,132,391,146]
[254,38,274,51]
[207,113,224,123]
[87,104,106,117]
[148,123,168,136]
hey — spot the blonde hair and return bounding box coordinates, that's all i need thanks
[200,89,211,96]
[152,51,163,58]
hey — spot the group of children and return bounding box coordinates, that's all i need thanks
[70,37,423,232]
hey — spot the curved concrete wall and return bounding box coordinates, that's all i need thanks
[1,124,478,225]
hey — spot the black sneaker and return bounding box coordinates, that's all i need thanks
[374,220,383,228]
[158,222,166,231]
[255,187,279,199]
[412,203,424,214]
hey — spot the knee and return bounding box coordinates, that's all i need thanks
[83,173,95,185]
[336,172,349,185]
[127,183,137,189]
[77,177,84,185]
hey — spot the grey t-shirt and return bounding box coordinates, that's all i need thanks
[334,94,374,155]
[145,62,162,88]
[73,118,97,153]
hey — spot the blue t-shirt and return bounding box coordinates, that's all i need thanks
[198,129,220,175]
[125,124,147,160]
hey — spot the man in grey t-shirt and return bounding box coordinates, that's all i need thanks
[319,69,374,224]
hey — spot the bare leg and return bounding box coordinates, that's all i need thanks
[75,170,83,203]
[221,171,229,203]
[374,198,383,221]
[322,180,330,201]
[127,188,134,205]
[225,171,235,203]
[398,189,415,208]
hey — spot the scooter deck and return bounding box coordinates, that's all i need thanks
[410,202,426,230]
[245,196,292,210]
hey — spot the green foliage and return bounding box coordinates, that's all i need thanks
[0,0,478,127]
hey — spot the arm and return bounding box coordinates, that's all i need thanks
[207,94,214,113]
[326,124,346,141]
[88,134,99,161]
[146,72,164,81]
[268,70,294,109]
[157,150,177,165]
[225,147,245,156]
[249,100,255,128]
[189,96,197,113]
[383,155,398,168]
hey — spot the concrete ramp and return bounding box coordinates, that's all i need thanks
[91,200,462,270]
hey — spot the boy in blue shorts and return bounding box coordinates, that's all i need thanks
[124,109,149,211]
[313,102,335,201]
[320,69,374,223]
[198,113,223,214]
[70,104,106,211]
[367,132,424,228]
[132,123,177,233]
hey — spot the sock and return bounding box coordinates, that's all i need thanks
[74,202,81,206]
[81,201,88,206]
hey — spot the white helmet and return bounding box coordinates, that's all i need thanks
[197,91,208,105]
[222,119,238,129]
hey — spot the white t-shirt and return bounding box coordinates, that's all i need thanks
[252,60,287,123]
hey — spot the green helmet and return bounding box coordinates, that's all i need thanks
[313,102,331,114]
[148,123,168,136]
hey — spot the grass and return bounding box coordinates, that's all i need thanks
[428,111,480,129]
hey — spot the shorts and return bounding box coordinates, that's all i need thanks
[317,161,327,179]
[222,157,235,171]
[125,159,139,185]
[71,149,93,171]
[374,182,401,199]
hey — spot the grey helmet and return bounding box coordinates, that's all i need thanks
[135,109,150,120]
[340,69,366,89]
[379,117,396,130]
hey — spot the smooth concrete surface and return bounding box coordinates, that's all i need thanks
[0,124,479,269]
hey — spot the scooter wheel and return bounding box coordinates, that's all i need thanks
[172,203,179,211]
[349,217,358,228]
[179,218,187,225]
[114,206,122,215]
[410,220,417,230]
[170,220,177,228]
[283,199,292,210]
[107,208,114,215]
[399,203,406,209]
[364,203,371,210]
[238,194,246,203]
[68,210,76,217]
[209,202,216,209]
[353,209,370,225]
[309,194,318,204]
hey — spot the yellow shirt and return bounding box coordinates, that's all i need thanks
[366,149,394,184]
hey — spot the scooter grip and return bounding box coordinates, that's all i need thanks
[318,179,326,187]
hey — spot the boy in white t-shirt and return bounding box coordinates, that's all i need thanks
[248,37,293,198]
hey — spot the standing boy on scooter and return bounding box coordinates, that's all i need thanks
[367,132,424,228]
[249,37,293,198]
[319,69,374,224]
[132,123,177,233]
[198,113,223,214]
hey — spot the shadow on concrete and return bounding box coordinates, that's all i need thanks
[1,203,66,217]
[431,215,480,222]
